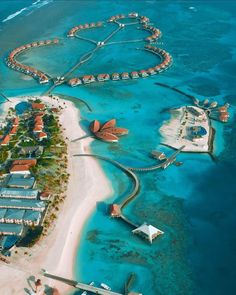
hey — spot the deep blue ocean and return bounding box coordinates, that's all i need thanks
[0,1,236,294]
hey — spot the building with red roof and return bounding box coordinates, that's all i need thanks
[12,117,19,127]
[9,126,18,135]
[0,135,10,146]
[32,103,45,110]
[10,165,30,175]
[12,159,37,167]
[37,132,47,141]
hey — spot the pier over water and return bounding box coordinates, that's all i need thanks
[43,271,141,295]
[74,146,184,242]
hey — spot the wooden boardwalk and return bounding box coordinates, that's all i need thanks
[44,271,124,295]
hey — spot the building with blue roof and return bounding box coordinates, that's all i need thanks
[0,209,42,226]
[0,223,24,236]
[0,198,45,212]
[0,209,7,222]
[0,187,38,199]
[5,209,25,222]
[0,235,19,250]
[6,174,36,189]
[23,210,42,225]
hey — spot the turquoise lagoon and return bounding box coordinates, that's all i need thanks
[0,1,236,294]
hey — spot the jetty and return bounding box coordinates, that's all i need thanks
[43,271,142,295]
[74,148,183,242]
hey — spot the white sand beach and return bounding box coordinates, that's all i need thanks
[0,95,113,295]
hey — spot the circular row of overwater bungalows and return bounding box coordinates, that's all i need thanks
[5,39,59,84]
[67,12,161,43]
[68,45,172,87]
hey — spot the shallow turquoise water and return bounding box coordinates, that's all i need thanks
[0,1,236,294]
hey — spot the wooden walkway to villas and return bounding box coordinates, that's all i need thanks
[73,147,184,230]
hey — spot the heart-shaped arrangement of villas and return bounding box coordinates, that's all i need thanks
[5,12,173,87]
[89,119,128,143]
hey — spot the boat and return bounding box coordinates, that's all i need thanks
[81,282,95,295]
[101,283,111,291]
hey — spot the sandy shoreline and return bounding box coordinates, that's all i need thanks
[0,95,113,295]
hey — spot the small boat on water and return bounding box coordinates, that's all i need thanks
[101,283,111,291]
[81,282,95,295]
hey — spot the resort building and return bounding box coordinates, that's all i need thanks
[0,135,10,146]
[0,188,38,199]
[12,117,19,127]
[10,165,30,175]
[186,106,204,119]
[12,159,37,167]
[0,209,41,226]
[37,132,47,141]
[132,223,164,243]
[40,191,51,201]
[6,174,36,189]
[0,198,45,212]
[0,235,19,250]
[0,223,24,236]
[31,103,46,111]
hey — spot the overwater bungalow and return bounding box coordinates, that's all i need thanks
[82,75,96,84]
[131,71,139,79]
[110,204,121,217]
[139,70,149,77]
[111,73,120,80]
[68,78,82,87]
[97,73,110,82]
[147,68,156,75]
[121,72,129,80]
[129,12,138,18]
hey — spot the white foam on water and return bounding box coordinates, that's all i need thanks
[2,0,53,23]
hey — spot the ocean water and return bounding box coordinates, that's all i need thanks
[0,1,236,295]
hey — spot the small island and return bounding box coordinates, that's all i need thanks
[160,105,211,152]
